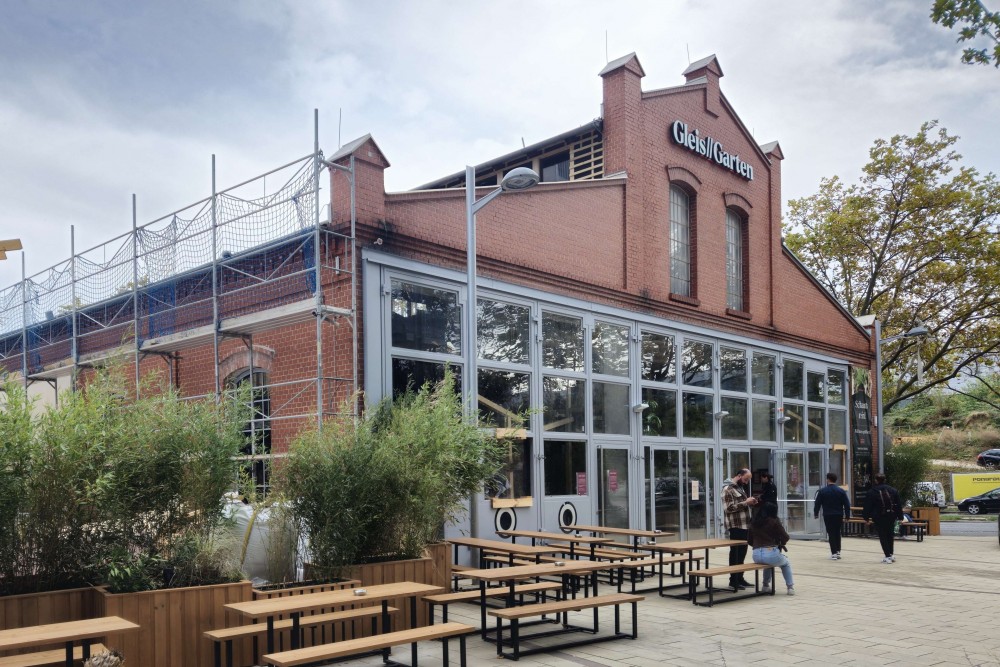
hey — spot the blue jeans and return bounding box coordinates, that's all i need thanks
[752,547,794,588]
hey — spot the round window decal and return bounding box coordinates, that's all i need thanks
[494,508,517,534]
[558,502,577,532]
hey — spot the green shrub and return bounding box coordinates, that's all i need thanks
[278,370,506,573]
[0,364,246,595]
[884,441,932,505]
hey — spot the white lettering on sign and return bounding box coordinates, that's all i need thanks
[670,120,754,181]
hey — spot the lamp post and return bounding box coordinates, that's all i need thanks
[465,165,539,538]
[874,320,930,473]
[0,238,22,261]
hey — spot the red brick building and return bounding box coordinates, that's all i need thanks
[1,53,876,540]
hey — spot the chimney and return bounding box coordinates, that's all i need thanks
[682,54,723,118]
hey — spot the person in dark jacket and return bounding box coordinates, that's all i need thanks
[758,472,778,506]
[747,502,795,595]
[862,474,904,563]
[813,472,852,560]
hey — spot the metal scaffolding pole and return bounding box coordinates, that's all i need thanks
[132,194,140,397]
[313,109,324,430]
[20,254,27,389]
[211,155,220,400]
[70,225,78,390]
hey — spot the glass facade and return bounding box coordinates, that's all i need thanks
[375,267,855,540]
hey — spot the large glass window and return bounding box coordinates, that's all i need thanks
[752,353,776,396]
[829,410,848,447]
[593,382,630,435]
[592,321,630,377]
[682,392,713,438]
[641,387,676,437]
[544,440,587,495]
[682,340,714,388]
[487,439,532,500]
[807,371,825,403]
[752,399,776,441]
[783,359,803,399]
[783,403,803,443]
[391,359,460,397]
[720,347,747,392]
[478,369,530,429]
[542,376,585,433]
[391,280,461,354]
[725,209,744,311]
[641,332,675,383]
[720,396,748,440]
[827,369,846,405]
[807,407,826,444]
[669,185,691,296]
[542,312,584,371]
[478,299,529,364]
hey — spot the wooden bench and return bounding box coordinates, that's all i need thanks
[261,621,476,667]
[450,564,474,591]
[843,517,871,537]
[0,644,106,667]
[899,520,928,542]
[687,563,774,607]
[425,582,563,623]
[205,606,397,667]
[488,592,643,661]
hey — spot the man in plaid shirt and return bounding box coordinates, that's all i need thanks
[722,468,758,589]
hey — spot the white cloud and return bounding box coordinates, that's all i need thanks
[1,0,998,290]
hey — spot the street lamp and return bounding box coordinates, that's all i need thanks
[0,238,22,261]
[874,321,930,473]
[465,165,539,538]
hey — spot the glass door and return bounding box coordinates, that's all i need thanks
[645,447,712,540]
[777,449,826,535]
[597,446,630,529]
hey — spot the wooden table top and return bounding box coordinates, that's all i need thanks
[568,524,674,538]
[225,581,443,618]
[498,529,614,545]
[446,537,559,555]
[0,617,139,650]
[462,559,608,582]
[645,538,746,553]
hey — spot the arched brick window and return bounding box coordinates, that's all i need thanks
[670,185,694,297]
[227,368,271,496]
[725,208,747,311]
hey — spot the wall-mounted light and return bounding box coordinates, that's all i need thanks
[777,415,792,424]
[632,402,650,413]
[713,410,730,420]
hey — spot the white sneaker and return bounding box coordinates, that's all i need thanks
[835,552,842,559]
[881,556,893,564]
[829,554,838,560]
[889,555,896,563]
[762,584,772,593]
[787,587,796,596]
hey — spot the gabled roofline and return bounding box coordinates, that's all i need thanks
[782,244,870,338]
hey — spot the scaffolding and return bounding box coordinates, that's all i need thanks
[0,112,357,492]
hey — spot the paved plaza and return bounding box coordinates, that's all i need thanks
[335,532,999,666]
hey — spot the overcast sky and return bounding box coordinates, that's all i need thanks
[2,0,998,288]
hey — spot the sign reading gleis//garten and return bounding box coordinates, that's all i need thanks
[670,120,754,181]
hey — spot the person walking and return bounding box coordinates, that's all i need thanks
[814,472,851,560]
[863,473,904,563]
[748,502,795,595]
[722,468,758,589]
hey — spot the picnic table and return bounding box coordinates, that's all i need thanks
[224,581,442,658]
[461,560,642,659]
[564,524,675,550]
[646,538,746,597]
[0,616,139,667]
[447,536,559,567]
[497,529,613,559]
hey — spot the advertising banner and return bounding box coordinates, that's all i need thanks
[850,389,874,506]
[951,472,1000,502]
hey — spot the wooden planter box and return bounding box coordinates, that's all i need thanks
[0,587,100,657]
[96,580,254,667]
[912,506,941,536]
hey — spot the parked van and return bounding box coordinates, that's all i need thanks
[914,481,947,508]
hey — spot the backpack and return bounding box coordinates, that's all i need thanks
[878,489,895,516]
